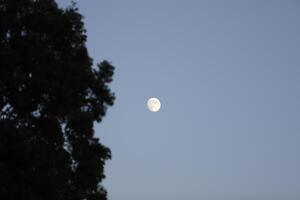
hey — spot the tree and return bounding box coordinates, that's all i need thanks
[0,0,115,200]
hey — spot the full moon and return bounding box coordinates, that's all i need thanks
[147,97,161,112]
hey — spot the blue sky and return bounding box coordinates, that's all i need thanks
[58,1,300,200]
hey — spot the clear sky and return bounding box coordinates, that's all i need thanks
[57,1,300,200]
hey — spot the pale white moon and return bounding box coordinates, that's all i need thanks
[147,97,161,112]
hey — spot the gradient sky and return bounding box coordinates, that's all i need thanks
[57,1,300,200]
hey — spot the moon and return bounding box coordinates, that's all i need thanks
[147,97,161,112]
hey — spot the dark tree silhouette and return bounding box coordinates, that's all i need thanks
[0,0,115,200]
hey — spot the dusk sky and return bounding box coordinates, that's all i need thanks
[58,1,300,200]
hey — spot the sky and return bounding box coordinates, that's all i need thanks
[57,1,300,200]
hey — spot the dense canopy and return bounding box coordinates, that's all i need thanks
[0,0,115,199]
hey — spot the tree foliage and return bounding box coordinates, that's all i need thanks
[0,0,115,199]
